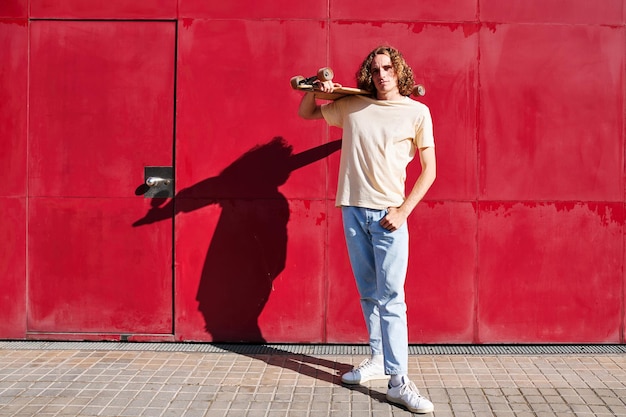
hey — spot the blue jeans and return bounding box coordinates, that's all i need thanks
[341,206,409,375]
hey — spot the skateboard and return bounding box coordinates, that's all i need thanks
[291,67,425,101]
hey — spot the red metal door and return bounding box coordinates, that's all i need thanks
[27,21,175,339]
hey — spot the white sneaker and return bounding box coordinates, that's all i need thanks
[386,377,434,414]
[341,358,389,385]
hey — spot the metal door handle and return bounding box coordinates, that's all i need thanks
[146,177,171,187]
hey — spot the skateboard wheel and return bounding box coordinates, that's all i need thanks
[317,67,334,82]
[290,75,304,89]
[414,84,426,97]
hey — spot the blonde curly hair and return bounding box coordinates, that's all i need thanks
[356,45,415,96]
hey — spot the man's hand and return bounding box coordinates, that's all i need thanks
[315,80,340,93]
[380,207,409,232]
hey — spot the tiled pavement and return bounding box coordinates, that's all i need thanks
[0,343,625,416]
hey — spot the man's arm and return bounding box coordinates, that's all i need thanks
[380,146,436,231]
[298,92,324,119]
[297,80,338,120]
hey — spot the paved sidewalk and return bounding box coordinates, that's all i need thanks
[0,343,625,416]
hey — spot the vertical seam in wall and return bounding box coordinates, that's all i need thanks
[25,13,31,335]
[474,0,482,344]
[171,19,179,338]
[622,20,626,344]
[323,0,332,344]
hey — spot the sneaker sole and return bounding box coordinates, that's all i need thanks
[386,394,434,414]
[341,374,390,385]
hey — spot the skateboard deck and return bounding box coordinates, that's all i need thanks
[291,67,425,101]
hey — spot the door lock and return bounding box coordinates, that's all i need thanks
[143,166,173,198]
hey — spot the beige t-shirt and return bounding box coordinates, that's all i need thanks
[321,95,434,209]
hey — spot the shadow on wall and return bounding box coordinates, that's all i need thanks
[133,137,341,342]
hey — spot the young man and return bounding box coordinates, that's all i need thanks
[297,45,436,414]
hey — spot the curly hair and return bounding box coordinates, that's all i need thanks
[356,45,415,97]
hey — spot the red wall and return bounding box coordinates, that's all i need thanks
[1,0,624,344]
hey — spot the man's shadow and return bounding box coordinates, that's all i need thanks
[134,137,341,342]
[212,344,389,404]
[133,136,389,402]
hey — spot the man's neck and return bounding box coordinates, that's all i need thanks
[376,89,403,101]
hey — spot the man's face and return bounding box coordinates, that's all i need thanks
[371,53,399,96]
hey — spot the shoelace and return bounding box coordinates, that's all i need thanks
[355,358,378,372]
[399,380,425,401]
